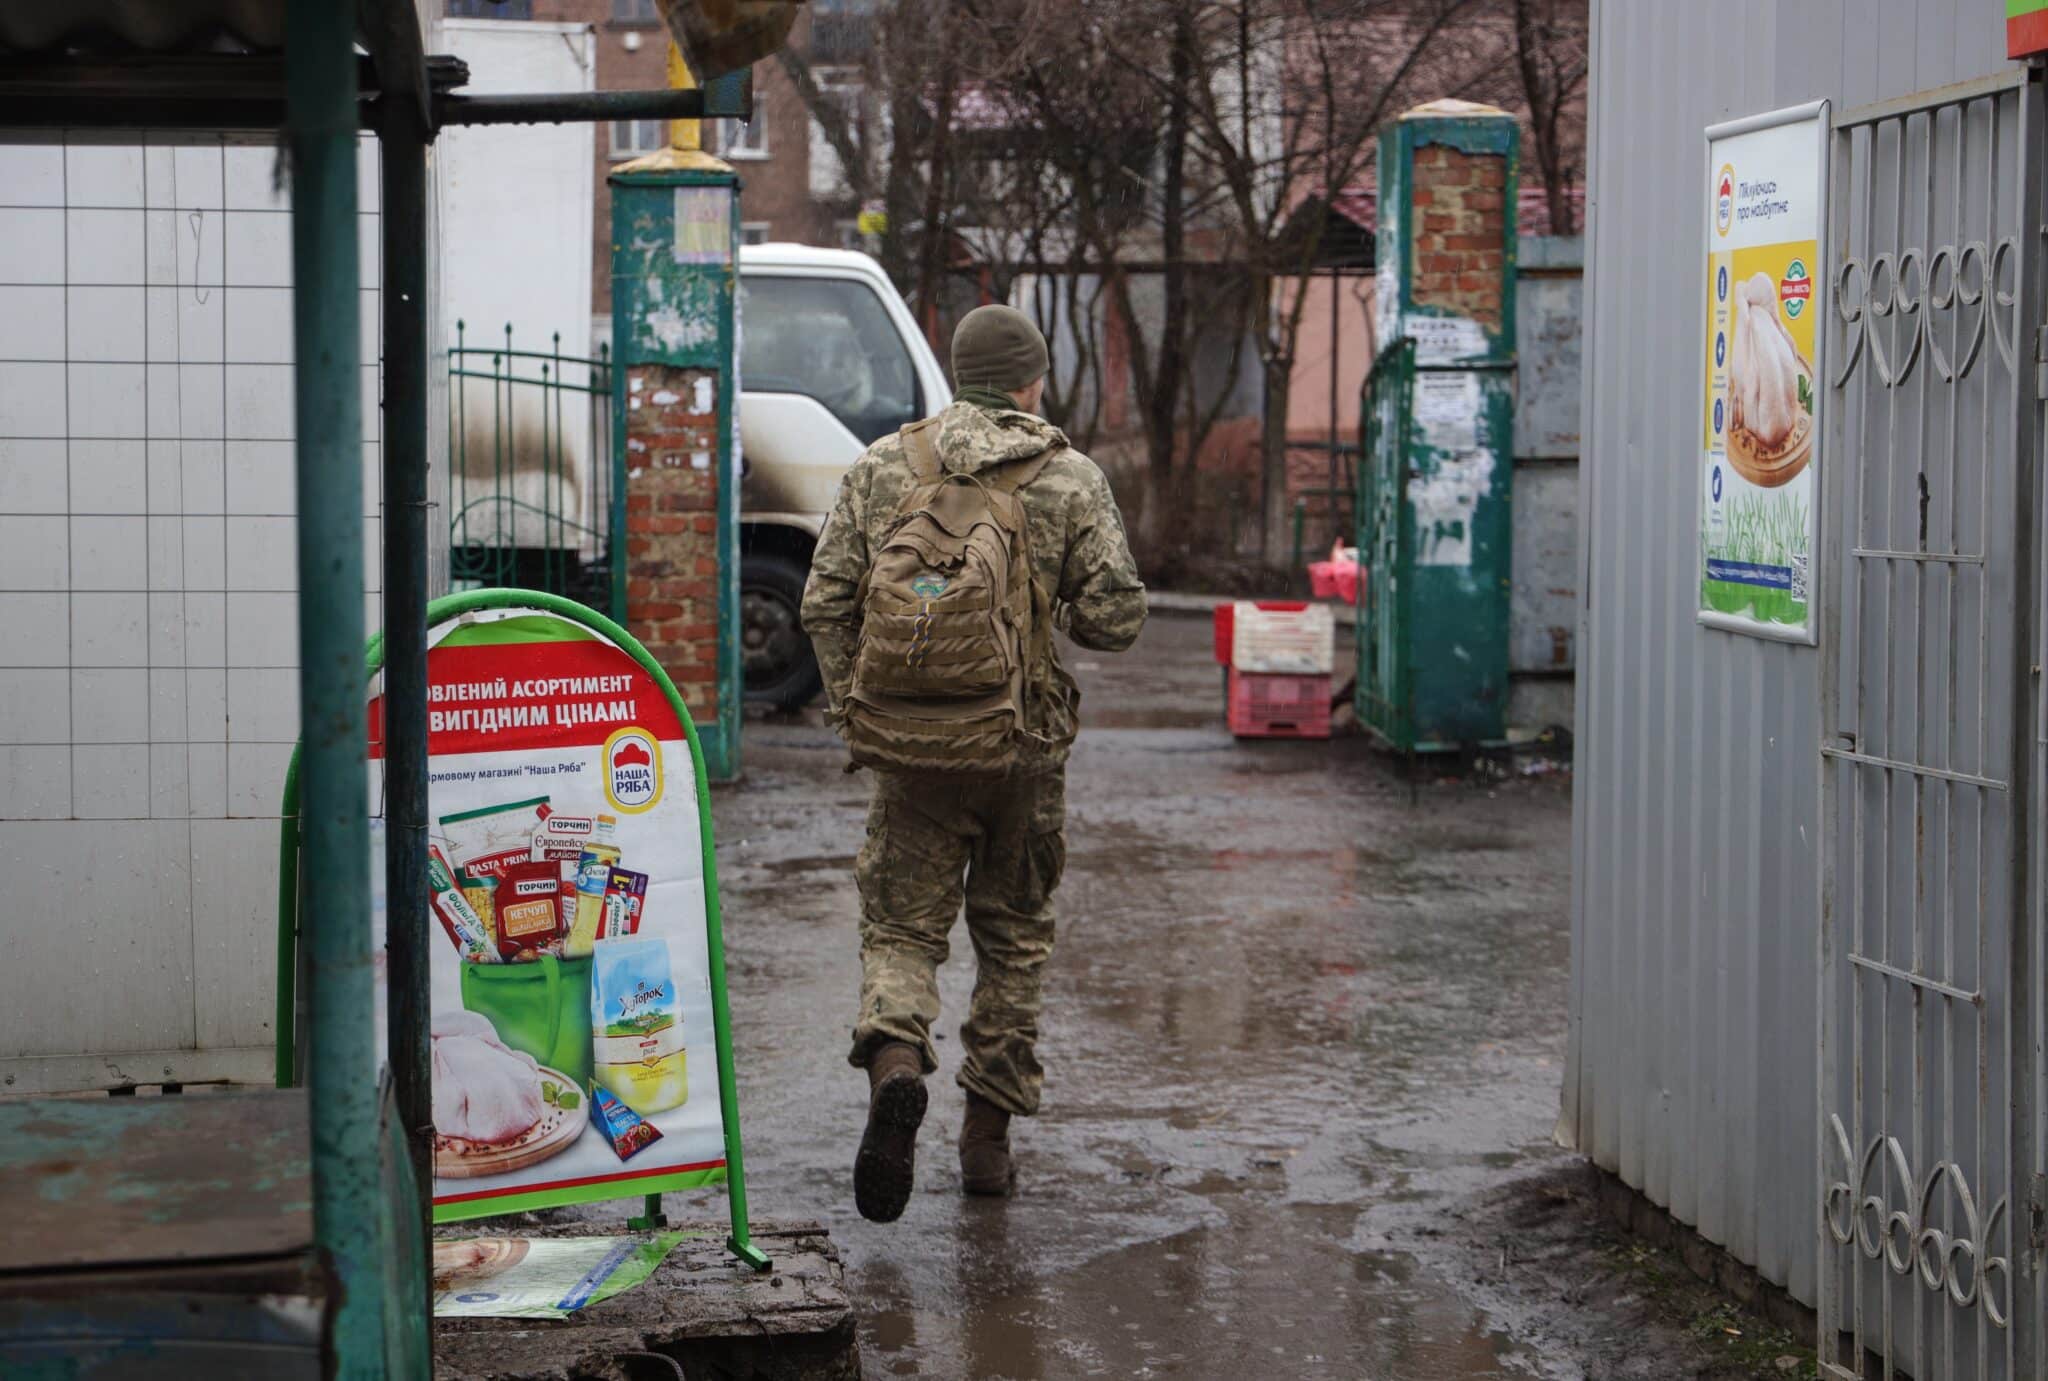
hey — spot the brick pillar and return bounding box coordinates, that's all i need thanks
[624,365,722,727]
[1408,141,1509,333]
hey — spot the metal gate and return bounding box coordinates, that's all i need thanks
[1819,70,2043,1379]
[447,322,621,620]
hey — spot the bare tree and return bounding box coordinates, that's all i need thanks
[1126,0,1495,562]
[772,0,1581,573]
[774,0,1057,335]
[1510,0,1588,234]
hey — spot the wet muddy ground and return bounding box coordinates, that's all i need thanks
[661,615,1800,1379]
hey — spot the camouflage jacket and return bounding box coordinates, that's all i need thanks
[800,399,1147,763]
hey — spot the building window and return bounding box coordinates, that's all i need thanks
[812,0,875,63]
[611,0,659,20]
[720,95,768,160]
[740,223,771,247]
[448,0,531,15]
[610,119,666,161]
[810,71,865,198]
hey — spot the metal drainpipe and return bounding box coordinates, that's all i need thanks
[379,97,435,1258]
[286,0,381,1372]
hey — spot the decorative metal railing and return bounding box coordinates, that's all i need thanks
[447,322,620,620]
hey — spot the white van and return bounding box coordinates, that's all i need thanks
[736,244,951,709]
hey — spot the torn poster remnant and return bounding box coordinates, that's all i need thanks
[1409,449,1494,567]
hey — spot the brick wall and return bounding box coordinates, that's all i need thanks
[622,364,721,721]
[1408,143,1508,331]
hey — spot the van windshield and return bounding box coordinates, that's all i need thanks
[738,275,922,445]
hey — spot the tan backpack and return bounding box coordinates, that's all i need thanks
[840,419,1057,776]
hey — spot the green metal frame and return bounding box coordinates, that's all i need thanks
[283,1,423,1370]
[608,164,743,782]
[1358,338,1417,746]
[275,588,769,1272]
[448,323,622,622]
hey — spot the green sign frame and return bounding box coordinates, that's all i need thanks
[274,587,766,1269]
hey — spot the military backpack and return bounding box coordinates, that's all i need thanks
[840,418,1057,776]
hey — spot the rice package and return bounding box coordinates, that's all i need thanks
[588,936,686,1115]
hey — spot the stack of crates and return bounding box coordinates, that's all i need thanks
[1212,601,1335,739]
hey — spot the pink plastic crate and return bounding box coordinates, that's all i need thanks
[1227,668,1333,739]
[1307,557,1361,605]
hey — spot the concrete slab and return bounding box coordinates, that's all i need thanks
[433,1220,855,1381]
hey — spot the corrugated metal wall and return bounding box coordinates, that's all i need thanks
[1567,0,2016,1310]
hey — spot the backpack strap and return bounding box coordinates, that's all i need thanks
[901,419,942,484]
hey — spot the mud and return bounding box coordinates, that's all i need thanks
[652,616,1784,1378]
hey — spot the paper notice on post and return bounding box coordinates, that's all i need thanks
[1413,372,1482,453]
[1405,313,1487,364]
[431,1233,691,1318]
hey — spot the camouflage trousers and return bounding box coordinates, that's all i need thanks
[848,768,1067,1116]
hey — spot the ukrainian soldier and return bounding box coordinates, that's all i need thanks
[800,304,1147,1222]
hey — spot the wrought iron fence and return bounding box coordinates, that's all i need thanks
[447,322,620,620]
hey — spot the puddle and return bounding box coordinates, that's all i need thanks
[854,1221,1553,1380]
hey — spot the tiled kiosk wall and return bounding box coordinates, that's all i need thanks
[0,132,404,1093]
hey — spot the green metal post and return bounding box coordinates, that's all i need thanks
[286,0,382,1371]
[380,103,435,1255]
[1361,109,1519,752]
[609,155,744,780]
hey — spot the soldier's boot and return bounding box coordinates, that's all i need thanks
[854,1041,927,1223]
[958,1092,1016,1197]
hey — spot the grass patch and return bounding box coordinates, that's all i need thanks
[1606,1240,1814,1376]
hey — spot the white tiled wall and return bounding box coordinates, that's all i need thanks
[0,130,396,1086]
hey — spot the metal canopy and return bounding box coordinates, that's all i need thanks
[0,51,747,131]
[0,0,750,132]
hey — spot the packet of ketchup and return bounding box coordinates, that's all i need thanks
[494,859,567,960]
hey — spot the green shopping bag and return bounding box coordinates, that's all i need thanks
[458,953,594,1092]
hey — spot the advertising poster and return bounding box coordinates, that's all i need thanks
[369,607,729,1222]
[1699,101,1827,642]
[432,1234,686,1318]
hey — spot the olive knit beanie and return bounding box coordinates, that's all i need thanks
[951,305,1049,392]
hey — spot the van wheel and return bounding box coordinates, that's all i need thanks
[741,553,823,711]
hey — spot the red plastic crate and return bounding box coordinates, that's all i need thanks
[1227,667,1332,739]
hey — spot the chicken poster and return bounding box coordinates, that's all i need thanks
[368,606,735,1223]
[1700,103,1827,641]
